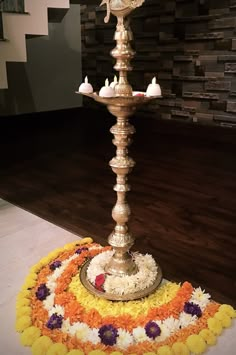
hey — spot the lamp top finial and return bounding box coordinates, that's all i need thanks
[100,0,145,23]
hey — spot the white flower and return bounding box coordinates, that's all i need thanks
[46,279,57,291]
[116,329,134,348]
[87,250,114,284]
[133,327,149,342]
[190,287,211,309]
[162,316,179,334]
[179,312,197,328]
[50,267,64,281]
[43,293,55,311]
[75,322,91,341]
[61,318,71,334]
[87,251,159,295]
[86,328,100,344]
[48,304,64,317]
[154,322,170,343]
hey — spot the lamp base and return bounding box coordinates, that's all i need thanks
[80,258,163,301]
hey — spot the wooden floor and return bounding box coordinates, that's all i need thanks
[0,107,236,306]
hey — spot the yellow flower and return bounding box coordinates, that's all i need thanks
[218,304,236,318]
[20,326,41,346]
[143,353,156,355]
[39,256,53,266]
[69,277,180,318]
[172,342,190,355]
[67,351,85,355]
[214,311,232,328]
[199,329,216,345]
[79,237,93,245]
[110,352,123,355]
[46,343,67,355]
[16,298,30,309]
[22,278,36,289]
[16,306,31,318]
[25,272,37,281]
[15,315,32,332]
[207,317,223,335]
[32,336,53,355]
[186,334,207,354]
[88,351,106,355]
[157,345,173,355]
[30,263,42,273]
[16,290,31,300]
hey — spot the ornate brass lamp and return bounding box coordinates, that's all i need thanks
[78,0,162,300]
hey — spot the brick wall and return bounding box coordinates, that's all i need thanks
[81,0,236,127]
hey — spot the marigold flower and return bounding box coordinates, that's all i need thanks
[15,315,32,332]
[16,306,31,318]
[46,342,67,355]
[16,298,31,309]
[207,317,223,335]
[16,290,31,300]
[214,311,232,328]
[20,326,41,346]
[218,304,236,318]
[157,345,173,355]
[88,351,106,355]
[172,341,189,355]
[186,334,207,354]
[67,350,85,355]
[31,336,53,355]
[79,237,93,244]
[199,329,216,345]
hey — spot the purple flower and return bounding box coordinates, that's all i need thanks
[98,324,118,346]
[35,284,50,301]
[75,247,88,254]
[184,302,202,318]
[46,313,63,330]
[145,321,161,339]
[49,260,62,271]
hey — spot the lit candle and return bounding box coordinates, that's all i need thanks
[99,78,115,97]
[146,77,162,97]
[110,75,118,89]
[78,76,93,94]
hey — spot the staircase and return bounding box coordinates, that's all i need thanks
[0,0,70,89]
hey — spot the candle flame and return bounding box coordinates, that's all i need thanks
[85,76,88,84]
[152,77,157,84]
[105,78,109,87]
[114,75,118,83]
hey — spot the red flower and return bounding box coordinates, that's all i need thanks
[95,274,106,292]
[134,93,145,97]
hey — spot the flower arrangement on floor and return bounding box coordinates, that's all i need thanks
[86,250,158,295]
[16,238,236,355]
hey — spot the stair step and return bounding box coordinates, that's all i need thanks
[48,8,68,23]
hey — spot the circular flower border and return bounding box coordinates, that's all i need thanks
[16,237,236,355]
[86,250,159,295]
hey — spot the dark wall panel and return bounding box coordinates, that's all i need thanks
[0,0,25,13]
[80,0,236,127]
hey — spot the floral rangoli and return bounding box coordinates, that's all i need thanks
[16,238,236,355]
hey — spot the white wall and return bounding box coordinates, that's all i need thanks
[0,4,82,115]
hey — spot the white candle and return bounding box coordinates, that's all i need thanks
[146,77,162,97]
[110,75,118,89]
[99,78,115,97]
[78,76,93,94]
